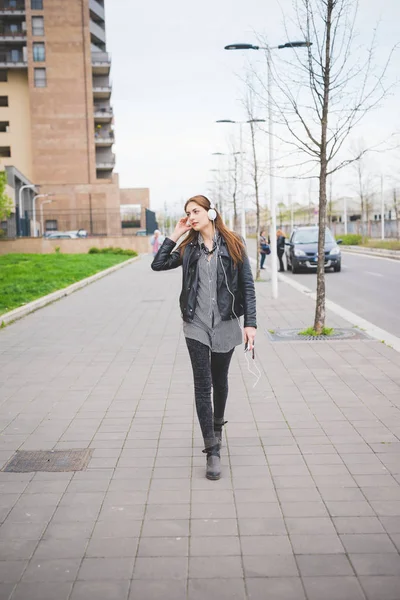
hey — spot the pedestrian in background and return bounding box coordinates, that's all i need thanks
[150,229,164,256]
[151,195,256,481]
[259,230,270,270]
[276,229,286,272]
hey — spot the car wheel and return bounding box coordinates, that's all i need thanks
[334,263,341,272]
[292,263,299,274]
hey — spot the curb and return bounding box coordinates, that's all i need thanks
[277,270,400,353]
[249,256,400,353]
[0,255,141,327]
[341,246,400,260]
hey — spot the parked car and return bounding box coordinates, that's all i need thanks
[285,226,342,273]
[135,230,147,236]
[66,229,88,238]
[45,231,79,239]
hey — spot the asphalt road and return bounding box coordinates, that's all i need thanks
[247,238,400,337]
[282,251,400,338]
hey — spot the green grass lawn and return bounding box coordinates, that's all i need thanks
[363,239,400,251]
[0,253,134,315]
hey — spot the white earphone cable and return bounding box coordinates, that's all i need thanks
[215,227,261,389]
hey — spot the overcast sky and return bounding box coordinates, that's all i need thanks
[105,0,400,213]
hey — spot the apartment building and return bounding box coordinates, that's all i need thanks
[0,0,123,237]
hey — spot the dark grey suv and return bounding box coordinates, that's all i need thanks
[285,226,342,273]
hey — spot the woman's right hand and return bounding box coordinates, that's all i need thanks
[170,218,192,242]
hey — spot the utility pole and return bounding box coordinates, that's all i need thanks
[381,175,385,240]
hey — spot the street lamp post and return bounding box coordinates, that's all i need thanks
[40,198,54,237]
[32,194,53,237]
[224,40,311,299]
[216,119,265,241]
[18,183,37,236]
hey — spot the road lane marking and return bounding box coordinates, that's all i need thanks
[341,250,400,264]
[250,257,400,353]
[365,271,384,278]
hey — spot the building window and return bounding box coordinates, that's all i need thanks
[0,122,9,132]
[0,71,7,82]
[10,49,20,62]
[45,219,57,231]
[32,16,44,36]
[0,96,9,107]
[34,67,46,87]
[33,42,45,62]
[31,0,43,8]
[0,147,11,157]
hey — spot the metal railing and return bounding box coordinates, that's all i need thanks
[0,27,26,36]
[96,156,115,168]
[0,1,25,11]
[93,86,112,93]
[94,106,113,114]
[0,51,25,62]
[91,52,110,64]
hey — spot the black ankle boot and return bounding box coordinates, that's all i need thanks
[214,420,228,447]
[202,444,221,480]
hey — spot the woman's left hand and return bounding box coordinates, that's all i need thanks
[244,327,256,351]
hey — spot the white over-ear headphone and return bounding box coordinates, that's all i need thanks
[207,200,217,221]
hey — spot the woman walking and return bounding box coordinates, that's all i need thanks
[151,195,257,480]
[259,230,270,270]
[276,229,286,272]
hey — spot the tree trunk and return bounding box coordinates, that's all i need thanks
[249,122,261,280]
[393,188,399,240]
[314,0,333,334]
[232,155,239,232]
[314,157,327,333]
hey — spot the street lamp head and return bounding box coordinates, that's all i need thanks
[278,40,312,49]
[216,119,236,124]
[247,119,266,123]
[211,152,225,156]
[224,43,260,51]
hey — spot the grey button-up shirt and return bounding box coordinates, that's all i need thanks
[183,233,242,353]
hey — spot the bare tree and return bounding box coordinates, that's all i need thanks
[352,143,376,237]
[227,139,241,232]
[392,188,400,240]
[253,0,397,332]
[245,84,265,280]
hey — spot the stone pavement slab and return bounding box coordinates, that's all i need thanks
[0,254,400,599]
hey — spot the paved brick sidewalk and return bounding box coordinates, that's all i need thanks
[0,254,399,600]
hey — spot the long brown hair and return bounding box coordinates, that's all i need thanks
[180,195,245,267]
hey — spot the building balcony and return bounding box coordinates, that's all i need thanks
[91,51,110,75]
[90,0,105,21]
[95,131,114,146]
[93,85,111,99]
[96,155,115,170]
[94,107,113,122]
[0,27,26,42]
[90,19,106,45]
[0,1,25,15]
[0,48,27,67]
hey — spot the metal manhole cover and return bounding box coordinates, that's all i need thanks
[2,449,93,473]
[266,328,371,342]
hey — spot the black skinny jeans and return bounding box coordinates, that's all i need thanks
[186,338,234,449]
[278,252,285,271]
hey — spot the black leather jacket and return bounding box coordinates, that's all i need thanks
[151,235,257,328]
